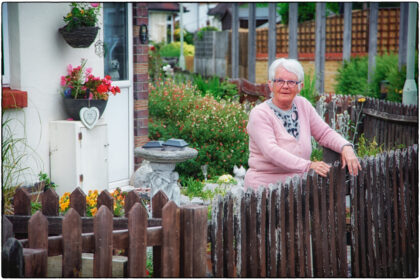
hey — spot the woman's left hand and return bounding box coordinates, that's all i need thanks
[341,146,362,176]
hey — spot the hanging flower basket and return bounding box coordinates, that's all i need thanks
[59,26,99,48]
[62,98,108,121]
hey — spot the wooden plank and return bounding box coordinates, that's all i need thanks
[311,172,323,276]
[23,248,47,277]
[62,208,82,277]
[366,157,375,277]
[239,190,247,277]
[328,166,338,276]
[180,204,208,277]
[371,156,382,276]
[279,182,288,277]
[70,187,86,217]
[152,190,168,278]
[336,163,348,277]
[28,211,48,250]
[377,154,388,277]
[398,150,408,276]
[350,166,359,277]
[390,150,401,276]
[41,188,59,216]
[267,187,278,277]
[294,176,305,277]
[288,178,296,277]
[256,187,266,277]
[97,190,114,214]
[405,148,415,276]
[2,237,24,277]
[211,195,223,277]
[247,189,257,277]
[2,215,14,245]
[124,190,141,217]
[13,187,31,215]
[161,201,180,277]
[359,159,368,277]
[223,193,234,277]
[303,173,313,277]
[319,174,329,276]
[127,202,147,277]
[93,205,113,277]
[382,153,392,277]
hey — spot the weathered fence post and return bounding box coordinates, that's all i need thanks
[222,193,234,277]
[2,215,14,245]
[124,190,141,217]
[180,204,208,277]
[42,188,59,216]
[97,190,114,213]
[161,201,180,277]
[70,187,86,217]
[2,237,24,277]
[211,195,223,277]
[127,202,148,277]
[152,190,168,277]
[13,187,31,215]
[62,208,82,277]
[256,187,267,277]
[93,205,113,277]
[26,211,48,277]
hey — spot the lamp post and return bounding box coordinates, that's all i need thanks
[402,2,418,105]
[179,3,185,70]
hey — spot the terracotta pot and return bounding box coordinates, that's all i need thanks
[62,98,108,120]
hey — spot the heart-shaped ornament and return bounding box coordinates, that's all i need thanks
[79,107,100,129]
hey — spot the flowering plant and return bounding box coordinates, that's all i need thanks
[61,59,120,100]
[63,2,100,32]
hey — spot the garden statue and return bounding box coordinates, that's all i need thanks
[233,165,246,187]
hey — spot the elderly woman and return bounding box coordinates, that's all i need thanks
[244,58,361,190]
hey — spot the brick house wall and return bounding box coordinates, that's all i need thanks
[133,3,149,169]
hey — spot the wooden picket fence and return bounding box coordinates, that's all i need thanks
[2,189,208,278]
[321,95,418,151]
[209,145,418,277]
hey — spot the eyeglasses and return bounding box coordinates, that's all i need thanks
[272,79,301,88]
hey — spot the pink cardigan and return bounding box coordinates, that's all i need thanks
[244,96,350,190]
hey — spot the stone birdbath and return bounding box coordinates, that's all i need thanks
[134,139,198,206]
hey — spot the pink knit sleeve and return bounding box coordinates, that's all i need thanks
[306,99,350,153]
[247,108,311,173]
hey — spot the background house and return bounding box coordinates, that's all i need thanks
[2,3,149,196]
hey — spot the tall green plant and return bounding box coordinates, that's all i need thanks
[300,70,318,106]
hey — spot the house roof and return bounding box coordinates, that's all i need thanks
[208,3,231,17]
[148,3,188,13]
[208,4,270,20]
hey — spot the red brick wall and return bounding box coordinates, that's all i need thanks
[133,3,149,169]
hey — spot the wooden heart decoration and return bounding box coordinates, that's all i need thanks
[79,107,100,129]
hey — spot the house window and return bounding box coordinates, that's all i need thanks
[103,3,128,81]
[2,3,10,85]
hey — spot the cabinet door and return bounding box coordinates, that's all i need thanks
[79,124,109,193]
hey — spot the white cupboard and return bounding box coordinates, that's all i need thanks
[49,120,109,196]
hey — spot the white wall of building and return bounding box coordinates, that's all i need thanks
[148,12,168,43]
[181,3,221,33]
[4,3,104,186]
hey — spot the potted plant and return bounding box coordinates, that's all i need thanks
[60,59,120,125]
[59,2,101,48]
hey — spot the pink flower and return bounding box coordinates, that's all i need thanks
[60,76,67,86]
[86,67,92,74]
[89,92,94,99]
[90,3,99,8]
[67,64,73,75]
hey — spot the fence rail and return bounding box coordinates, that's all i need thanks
[2,190,208,278]
[209,145,418,277]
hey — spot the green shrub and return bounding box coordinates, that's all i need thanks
[159,42,195,57]
[196,26,219,40]
[192,74,238,101]
[148,43,165,81]
[148,78,249,181]
[300,70,318,106]
[334,53,418,102]
[356,134,384,158]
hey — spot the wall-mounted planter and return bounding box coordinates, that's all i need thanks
[2,88,28,109]
[58,26,99,48]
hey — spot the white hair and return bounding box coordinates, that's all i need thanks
[268,58,304,83]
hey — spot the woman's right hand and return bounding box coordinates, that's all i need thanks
[310,161,331,177]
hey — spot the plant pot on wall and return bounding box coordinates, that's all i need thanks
[63,98,108,121]
[59,26,99,48]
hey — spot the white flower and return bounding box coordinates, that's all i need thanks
[217,174,234,184]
